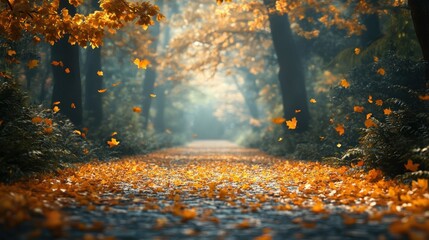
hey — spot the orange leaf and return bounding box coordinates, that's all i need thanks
[311,202,325,213]
[73,130,82,135]
[373,56,379,62]
[377,68,386,76]
[51,61,64,67]
[44,118,53,126]
[368,95,373,103]
[383,108,392,115]
[236,219,252,229]
[404,159,419,172]
[133,58,150,69]
[64,68,70,73]
[418,95,429,101]
[295,109,301,113]
[43,127,53,134]
[97,71,103,76]
[112,82,121,87]
[364,118,377,128]
[353,106,364,113]
[375,99,383,106]
[107,138,120,148]
[285,117,297,130]
[309,98,317,103]
[354,48,360,55]
[53,106,60,113]
[53,101,61,105]
[272,117,286,124]
[132,107,142,113]
[7,50,16,56]
[98,89,107,93]
[32,116,43,124]
[150,93,156,98]
[335,124,345,136]
[71,103,76,109]
[27,60,39,69]
[339,79,350,88]
[111,132,118,136]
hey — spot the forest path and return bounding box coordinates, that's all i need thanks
[1,141,427,239]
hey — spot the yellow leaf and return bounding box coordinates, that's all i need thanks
[7,50,16,56]
[309,98,317,103]
[285,117,297,130]
[98,89,107,93]
[404,159,419,172]
[53,106,60,113]
[354,48,360,55]
[339,79,350,88]
[272,117,285,124]
[335,124,345,136]
[111,132,118,136]
[27,60,39,69]
[73,130,82,135]
[133,58,150,69]
[97,71,103,76]
[150,93,156,98]
[107,138,120,148]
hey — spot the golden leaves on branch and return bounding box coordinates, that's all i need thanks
[0,0,164,47]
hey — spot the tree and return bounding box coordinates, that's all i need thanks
[263,0,310,132]
[51,0,82,126]
[408,0,429,83]
[84,0,103,129]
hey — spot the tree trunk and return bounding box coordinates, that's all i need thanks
[409,0,429,83]
[263,0,310,132]
[154,85,166,133]
[51,0,82,126]
[84,0,103,128]
[361,13,381,46]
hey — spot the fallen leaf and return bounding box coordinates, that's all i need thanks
[404,159,419,172]
[383,108,392,115]
[7,50,16,56]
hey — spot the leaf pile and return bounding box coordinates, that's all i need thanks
[1,141,428,239]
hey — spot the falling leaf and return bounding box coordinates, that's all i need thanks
[295,109,301,113]
[44,211,63,229]
[27,60,39,69]
[73,130,82,135]
[339,79,350,88]
[354,48,360,55]
[285,117,297,130]
[7,50,16,56]
[51,61,64,67]
[97,71,103,76]
[342,215,357,225]
[277,137,283,142]
[375,99,383,106]
[71,103,76,109]
[112,82,121,87]
[309,98,317,103]
[377,68,386,76]
[133,58,150,69]
[98,89,107,93]
[53,101,61,105]
[311,202,325,213]
[373,56,379,62]
[368,95,373,103]
[107,138,120,148]
[337,143,342,148]
[132,107,142,113]
[236,219,252,229]
[335,124,345,136]
[353,106,364,113]
[83,148,89,155]
[142,25,149,30]
[404,159,419,172]
[44,118,53,126]
[65,68,70,73]
[272,117,285,124]
[383,108,392,115]
[53,106,60,113]
[150,93,156,98]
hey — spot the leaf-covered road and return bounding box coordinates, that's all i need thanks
[1,141,428,239]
